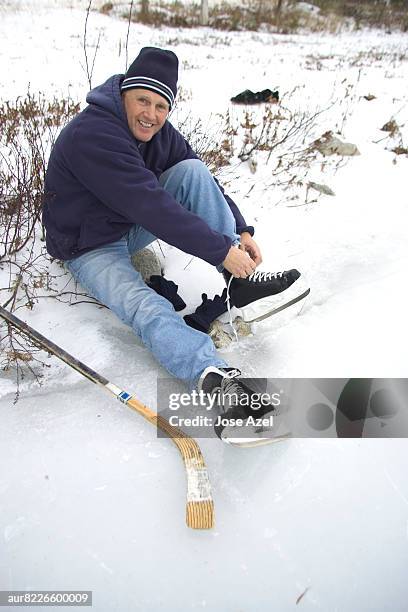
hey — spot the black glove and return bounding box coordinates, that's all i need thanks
[184,289,228,333]
[147,275,186,312]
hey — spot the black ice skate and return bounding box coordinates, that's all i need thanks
[199,366,289,447]
[223,268,310,323]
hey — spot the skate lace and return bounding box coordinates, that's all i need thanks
[220,371,247,405]
[248,271,283,282]
[225,275,239,342]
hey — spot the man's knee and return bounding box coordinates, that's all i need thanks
[127,290,177,340]
[164,158,208,180]
[174,158,205,170]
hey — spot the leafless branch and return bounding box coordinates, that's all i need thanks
[83,0,101,90]
[125,1,134,71]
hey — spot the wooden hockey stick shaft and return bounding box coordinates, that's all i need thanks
[0,305,214,529]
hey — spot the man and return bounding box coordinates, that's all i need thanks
[43,47,308,443]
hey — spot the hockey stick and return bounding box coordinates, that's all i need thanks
[0,305,214,530]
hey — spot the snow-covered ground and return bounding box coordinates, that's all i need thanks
[1,2,408,610]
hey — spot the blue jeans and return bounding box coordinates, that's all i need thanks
[66,159,240,389]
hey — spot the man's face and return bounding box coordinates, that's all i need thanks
[122,88,170,142]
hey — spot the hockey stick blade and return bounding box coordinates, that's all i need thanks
[0,305,214,530]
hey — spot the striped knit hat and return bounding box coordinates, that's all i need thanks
[120,47,178,109]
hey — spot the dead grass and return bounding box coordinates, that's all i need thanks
[312,0,408,32]
[111,0,408,33]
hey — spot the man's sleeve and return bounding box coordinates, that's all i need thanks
[166,125,255,237]
[70,118,232,267]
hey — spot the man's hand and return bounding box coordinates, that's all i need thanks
[239,232,262,266]
[222,245,257,278]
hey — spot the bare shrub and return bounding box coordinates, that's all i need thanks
[175,111,236,172]
[121,0,303,32]
[0,92,79,394]
[113,0,408,32]
[312,0,408,31]
[174,84,341,210]
[0,92,79,259]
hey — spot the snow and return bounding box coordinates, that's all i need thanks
[1,1,408,610]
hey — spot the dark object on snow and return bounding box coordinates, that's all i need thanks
[100,2,113,14]
[381,119,398,134]
[147,275,186,312]
[307,181,335,197]
[184,289,228,333]
[392,146,408,156]
[230,89,279,105]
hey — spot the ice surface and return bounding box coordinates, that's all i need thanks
[1,2,408,610]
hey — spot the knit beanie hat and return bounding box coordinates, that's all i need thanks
[120,47,178,109]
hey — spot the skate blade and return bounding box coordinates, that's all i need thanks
[220,419,292,447]
[241,285,310,324]
[222,431,292,448]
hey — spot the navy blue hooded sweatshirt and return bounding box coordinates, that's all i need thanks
[43,75,254,266]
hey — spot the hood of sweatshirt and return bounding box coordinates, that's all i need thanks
[86,74,128,124]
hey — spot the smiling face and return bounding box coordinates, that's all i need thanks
[122,88,170,142]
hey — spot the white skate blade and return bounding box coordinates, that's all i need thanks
[240,279,310,323]
[219,416,292,447]
[221,430,291,448]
